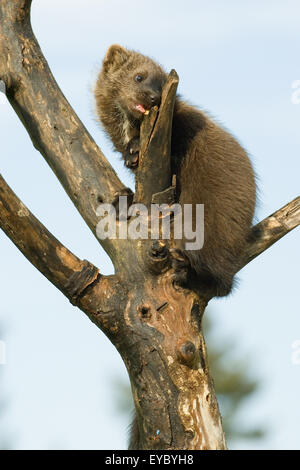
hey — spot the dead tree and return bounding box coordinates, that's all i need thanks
[0,0,299,450]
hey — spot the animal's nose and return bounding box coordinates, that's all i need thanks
[149,92,161,106]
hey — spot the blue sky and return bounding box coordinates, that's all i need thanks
[0,0,299,449]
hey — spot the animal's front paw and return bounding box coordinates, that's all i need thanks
[112,187,134,220]
[124,137,140,169]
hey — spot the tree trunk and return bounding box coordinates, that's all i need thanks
[0,0,299,450]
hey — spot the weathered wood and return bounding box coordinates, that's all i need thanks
[0,0,125,261]
[0,0,299,451]
[135,70,179,206]
[0,174,99,298]
[241,196,300,269]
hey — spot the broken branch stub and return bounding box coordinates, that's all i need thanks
[135,70,179,207]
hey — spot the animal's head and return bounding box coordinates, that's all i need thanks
[100,44,167,119]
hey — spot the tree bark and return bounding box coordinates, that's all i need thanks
[0,0,299,450]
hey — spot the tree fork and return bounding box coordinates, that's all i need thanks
[0,0,299,450]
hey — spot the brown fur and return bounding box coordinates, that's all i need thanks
[95,45,256,297]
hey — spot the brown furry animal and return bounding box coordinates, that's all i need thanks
[95,45,256,297]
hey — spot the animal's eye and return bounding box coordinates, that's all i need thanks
[135,75,143,82]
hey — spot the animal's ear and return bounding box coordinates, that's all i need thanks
[103,44,129,73]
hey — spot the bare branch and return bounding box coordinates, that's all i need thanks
[240,196,300,270]
[0,0,126,256]
[0,174,99,300]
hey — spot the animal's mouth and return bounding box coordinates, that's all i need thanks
[134,104,150,115]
